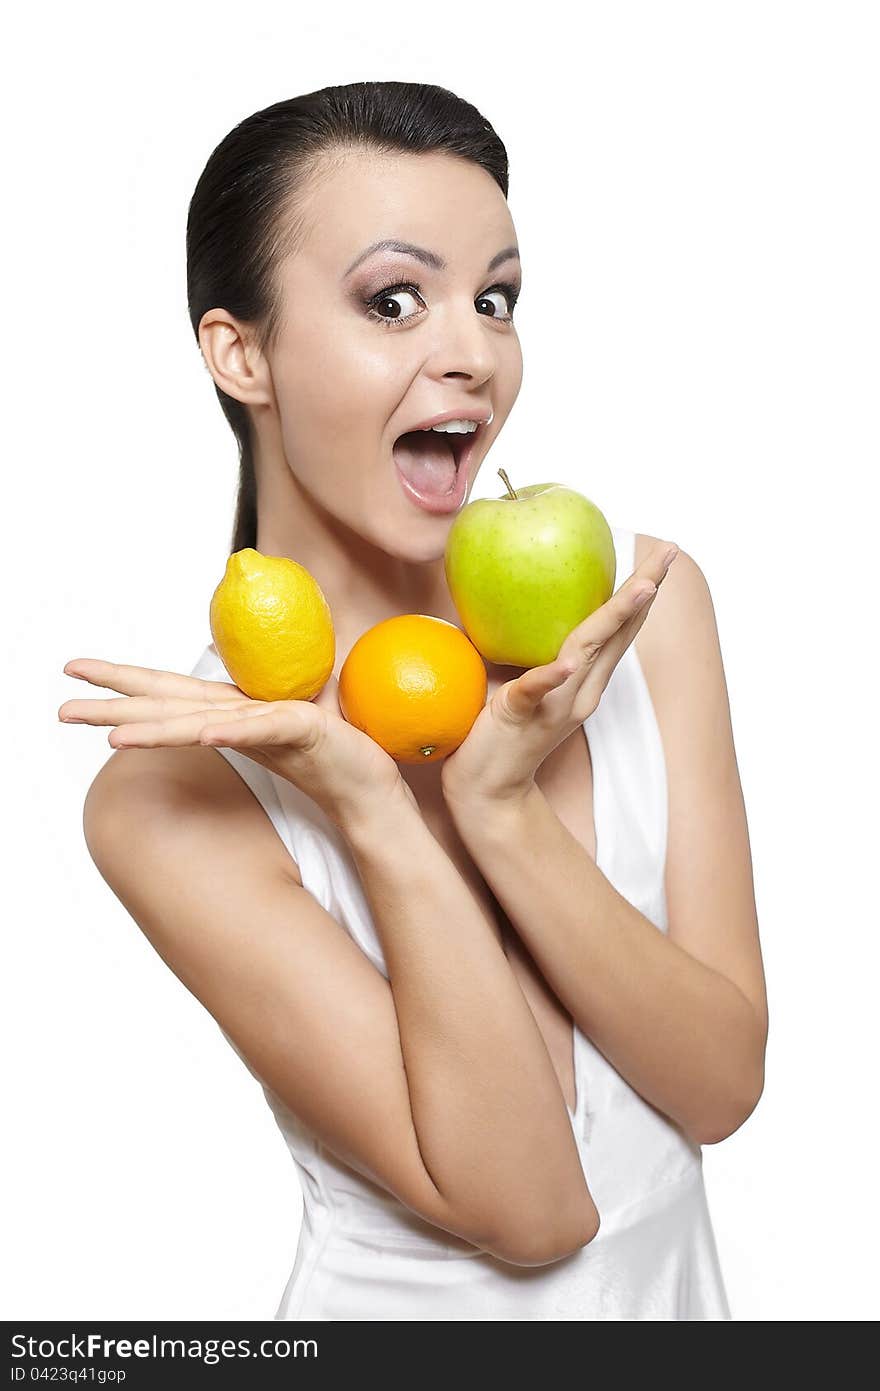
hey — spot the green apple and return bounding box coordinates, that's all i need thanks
[444,470,616,667]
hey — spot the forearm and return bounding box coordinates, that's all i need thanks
[445,783,764,1145]
[339,782,597,1252]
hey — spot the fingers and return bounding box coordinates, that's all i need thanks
[567,582,654,659]
[62,658,241,703]
[643,540,678,589]
[615,542,678,621]
[58,694,247,726]
[200,703,319,753]
[499,659,576,723]
[104,704,261,749]
[502,545,680,723]
[566,541,679,660]
[623,541,678,618]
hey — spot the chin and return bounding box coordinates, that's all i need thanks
[383,530,450,566]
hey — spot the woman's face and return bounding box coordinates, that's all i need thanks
[261,146,523,560]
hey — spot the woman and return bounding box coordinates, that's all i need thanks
[58,81,766,1320]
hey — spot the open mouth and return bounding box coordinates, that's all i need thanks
[391,424,482,496]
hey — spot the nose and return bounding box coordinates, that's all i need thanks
[426,295,498,384]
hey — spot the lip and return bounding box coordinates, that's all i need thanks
[405,407,494,432]
[390,410,492,514]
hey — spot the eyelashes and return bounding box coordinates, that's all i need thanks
[362,279,521,329]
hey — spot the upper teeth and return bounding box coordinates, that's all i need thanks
[426,419,479,434]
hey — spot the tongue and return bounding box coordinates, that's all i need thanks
[393,430,457,496]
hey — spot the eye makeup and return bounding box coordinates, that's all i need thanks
[358,277,522,328]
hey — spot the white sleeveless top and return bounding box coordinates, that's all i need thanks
[188,524,732,1320]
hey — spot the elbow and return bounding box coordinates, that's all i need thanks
[486,1200,601,1268]
[699,1009,768,1146]
[695,1069,766,1147]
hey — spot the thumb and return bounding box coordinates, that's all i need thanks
[499,659,576,723]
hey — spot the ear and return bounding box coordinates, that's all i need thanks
[198,309,274,407]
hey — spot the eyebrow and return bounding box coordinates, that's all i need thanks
[342,239,520,279]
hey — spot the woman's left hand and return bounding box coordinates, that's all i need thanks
[440,539,679,810]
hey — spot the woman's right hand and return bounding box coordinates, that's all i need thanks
[58,658,415,828]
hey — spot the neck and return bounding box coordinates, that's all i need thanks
[254,456,459,666]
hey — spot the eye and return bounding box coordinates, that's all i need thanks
[476,284,520,321]
[362,278,521,329]
[364,282,426,326]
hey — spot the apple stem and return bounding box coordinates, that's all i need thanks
[498,467,518,500]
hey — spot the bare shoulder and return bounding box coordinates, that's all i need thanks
[631,527,730,779]
[78,742,554,1259]
[83,744,302,887]
[632,530,714,681]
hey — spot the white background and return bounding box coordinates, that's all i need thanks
[6,0,878,1321]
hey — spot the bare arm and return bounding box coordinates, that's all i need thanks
[445,784,764,1146]
[84,745,598,1266]
[329,780,599,1255]
[442,546,768,1147]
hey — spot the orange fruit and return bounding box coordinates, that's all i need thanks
[338,614,488,765]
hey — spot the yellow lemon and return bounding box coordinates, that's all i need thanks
[209,548,335,701]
